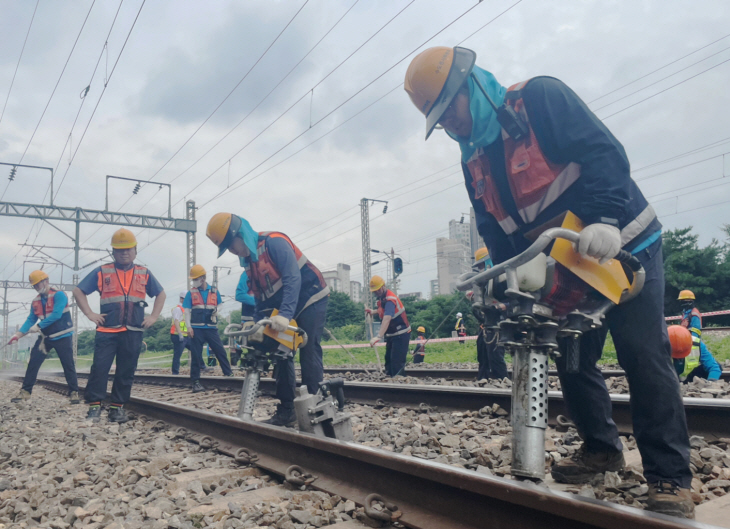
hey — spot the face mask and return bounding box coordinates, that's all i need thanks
[37,284,50,295]
[192,278,204,288]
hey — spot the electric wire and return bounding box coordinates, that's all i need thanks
[16,1,97,166]
[143,0,313,183]
[0,0,40,127]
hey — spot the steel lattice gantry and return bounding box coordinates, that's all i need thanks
[0,199,197,359]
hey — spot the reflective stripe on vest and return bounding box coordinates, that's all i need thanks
[466,78,657,247]
[170,305,188,336]
[99,263,148,331]
[248,231,329,316]
[190,287,218,325]
[31,289,74,338]
[376,290,411,338]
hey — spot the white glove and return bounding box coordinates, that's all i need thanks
[577,223,621,265]
[29,324,41,334]
[370,336,381,347]
[269,315,290,332]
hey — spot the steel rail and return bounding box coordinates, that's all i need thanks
[320,367,730,382]
[68,372,730,440]
[27,376,711,529]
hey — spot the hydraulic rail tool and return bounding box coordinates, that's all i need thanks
[456,214,645,481]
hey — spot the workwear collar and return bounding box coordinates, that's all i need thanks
[446,66,506,162]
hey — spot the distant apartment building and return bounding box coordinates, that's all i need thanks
[350,281,362,304]
[430,279,439,298]
[436,237,471,295]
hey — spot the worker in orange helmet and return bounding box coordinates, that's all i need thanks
[404,46,692,518]
[73,228,166,423]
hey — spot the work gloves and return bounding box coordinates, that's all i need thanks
[269,315,291,332]
[7,332,22,345]
[577,223,621,265]
[29,324,41,334]
[370,336,381,347]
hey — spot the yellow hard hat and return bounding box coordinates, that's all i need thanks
[207,212,242,257]
[417,326,426,333]
[369,275,385,292]
[474,247,490,263]
[678,290,695,301]
[404,46,476,140]
[29,270,49,286]
[111,228,137,249]
[189,264,206,280]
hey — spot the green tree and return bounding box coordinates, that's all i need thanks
[325,291,364,329]
[402,292,475,338]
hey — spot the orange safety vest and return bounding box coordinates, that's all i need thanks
[466,79,581,237]
[31,289,73,339]
[98,263,148,332]
[414,335,426,355]
[190,287,218,326]
[376,289,411,338]
[247,231,329,317]
[170,305,188,336]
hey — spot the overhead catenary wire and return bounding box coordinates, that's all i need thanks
[0,0,40,127]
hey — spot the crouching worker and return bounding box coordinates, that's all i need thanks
[673,290,721,382]
[73,228,166,422]
[206,213,329,426]
[9,270,79,404]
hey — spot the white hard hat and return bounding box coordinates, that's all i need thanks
[456,312,462,318]
[179,291,187,299]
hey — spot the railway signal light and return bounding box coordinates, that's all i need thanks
[393,257,403,275]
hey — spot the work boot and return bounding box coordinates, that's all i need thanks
[11,389,31,403]
[550,445,624,484]
[69,391,80,405]
[646,482,695,519]
[264,405,297,427]
[86,405,102,421]
[108,406,129,423]
[192,380,206,393]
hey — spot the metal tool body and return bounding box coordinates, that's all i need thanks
[224,318,307,422]
[457,227,644,481]
[294,377,353,440]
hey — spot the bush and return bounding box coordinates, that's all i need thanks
[327,324,365,343]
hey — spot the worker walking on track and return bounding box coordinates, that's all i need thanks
[184,265,233,392]
[366,275,411,376]
[673,290,721,382]
[232,270,256,367]
[73,228,166,423]
[170,292,191,375]
[455,312,466,343]
[412,326,426,364]
[206,213,330,426]
[8,270,79,404]
[405,46,694,518]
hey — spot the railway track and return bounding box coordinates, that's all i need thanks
[25,375,711,529]
[66,372,730,440]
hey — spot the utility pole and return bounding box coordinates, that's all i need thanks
[186,201,196,291]
[360,198,388,310]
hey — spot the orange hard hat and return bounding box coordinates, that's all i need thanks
[111,228,137,249]
[189,264,206,280]
[404,46,476,139]
[369,275,385,292]
[668,325,692,359]
[677,290,695,301]
[28,270,49,286]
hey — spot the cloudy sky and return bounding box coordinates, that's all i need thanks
[1,0,729,331]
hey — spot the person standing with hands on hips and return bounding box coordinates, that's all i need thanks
[73,228,166,423]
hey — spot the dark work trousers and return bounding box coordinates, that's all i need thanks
[476,329,509,380]
[275,297,328,405]
[170,334,190,375]
[413,353,425,364]
[385,333,410,377]
[85,330,144,405]
[553,240,692,488]
[22,335,78,394]
[189,327,232,380]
